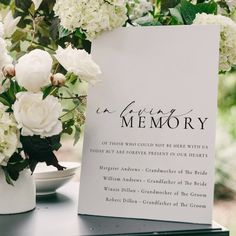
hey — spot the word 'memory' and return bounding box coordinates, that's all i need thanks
[121,115,207,130]
[96,101,208,130]
[120,101,207,130]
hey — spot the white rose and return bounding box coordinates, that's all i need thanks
[2,11,21,38]
[55,45,101,85]
[15,49,53,92]
[13,92,62,137]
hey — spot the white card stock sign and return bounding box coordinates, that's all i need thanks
[78,26,220,224]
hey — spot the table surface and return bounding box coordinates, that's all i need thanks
[0,182,229,236]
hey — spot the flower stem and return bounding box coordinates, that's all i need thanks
[58,95,87,100]
[60,103,80,119]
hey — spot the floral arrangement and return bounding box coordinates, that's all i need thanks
[53,0,128,40]
[0,40,101,185]
[1,0,236,185]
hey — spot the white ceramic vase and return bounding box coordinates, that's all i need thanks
[0,168,36,214]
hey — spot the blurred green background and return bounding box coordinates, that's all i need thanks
[213,71,236,235]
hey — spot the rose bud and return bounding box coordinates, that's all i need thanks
[2,64,15,77]
[50,73,66,86]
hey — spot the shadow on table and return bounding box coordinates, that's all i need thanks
[0,210,35,236]
[36,192,71,204]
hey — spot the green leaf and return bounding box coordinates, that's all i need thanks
[12,30,28,44]
[20,135,63,172]
[48,135,62,151]
[180,0,197,24]
[28,3,36,15]
[7,158,29,182]
[0,90,15,107]
[8,80,16,101]
[42,85,58,99]
[1,78,8,85]
[196,1,218,14]
[169,7,184,24]
[180,0,217,24]
[75,28,86,40]
[6,153,29,182]
[2,167,14,186]
[8,171,20,182]
[138,18,162,26]
[8,159,29,172]
[0,96,11,107]
[15,0,32,12]
[0,0,11,5]
[161,0,181,12]
[62,119,75,135]
[45,0,57,12]
[59,26,71,39]
[9,41,21,52]
[6,80,21,104]
[68,73,78,84]
[197,0,206,3]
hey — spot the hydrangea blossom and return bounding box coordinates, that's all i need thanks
[54,0,127,40]
[0,104,19,166]
[193,13,236,72]
[127,0,153,21]
[0,36,12,70]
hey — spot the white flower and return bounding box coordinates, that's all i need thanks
[2,64,15,77]
[15,49,53,92]
[55,45,101,84]
[50,73,66,86]
[13,92,62,137]
[53,0,127,40]
[0,104,19,166]
[0,22,3,37]
[193,13,236,72]
[0,34,13,93]
[2,11,21,38]
[0,37,13,70]
[32,0,43,10]
[127,0,153,21]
